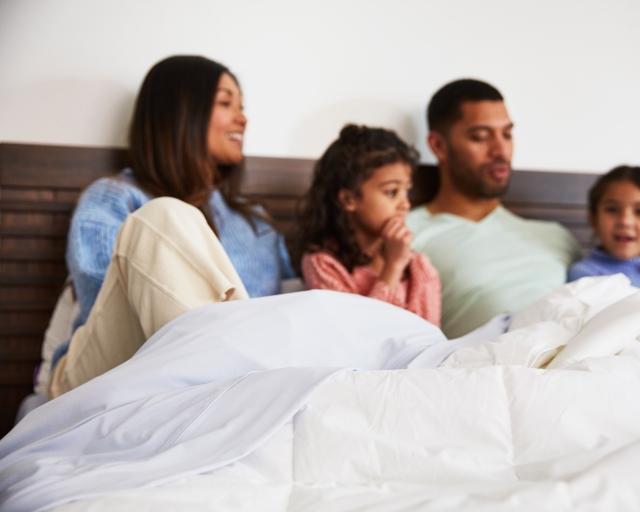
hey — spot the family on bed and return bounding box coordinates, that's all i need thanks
[41,55,640,402]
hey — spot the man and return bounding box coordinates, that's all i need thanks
[407,79,582,338]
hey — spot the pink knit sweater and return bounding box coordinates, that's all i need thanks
[301,251,441,326]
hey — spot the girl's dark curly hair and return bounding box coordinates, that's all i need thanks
[294,124,419,272]
[588,165,640,216]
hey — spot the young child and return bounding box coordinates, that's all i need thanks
[569,165,640,286]
[295,124,441,325]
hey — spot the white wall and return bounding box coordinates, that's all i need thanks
[1,0,638,173]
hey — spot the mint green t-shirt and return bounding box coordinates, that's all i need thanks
[407,205,582,338]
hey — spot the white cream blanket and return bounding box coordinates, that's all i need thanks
[1,276,639,511]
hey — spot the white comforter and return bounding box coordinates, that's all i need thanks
[2,276,640,511]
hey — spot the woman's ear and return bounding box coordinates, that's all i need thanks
[338,189,357,212]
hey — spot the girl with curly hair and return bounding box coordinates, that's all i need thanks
[295,124,441,324]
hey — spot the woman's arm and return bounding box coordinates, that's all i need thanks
[66,177,146,330]
[277,235,296,279]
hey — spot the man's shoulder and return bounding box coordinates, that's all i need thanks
[407,205,433,231]
[407,204,459,237]
[407,204,430,221]
[497,207,582,258]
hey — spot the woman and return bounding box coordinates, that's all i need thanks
[48,55,294,397]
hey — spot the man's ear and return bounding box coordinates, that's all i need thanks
[427,131,448,162]
[338,189,357,212]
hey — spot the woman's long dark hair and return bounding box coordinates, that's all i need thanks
[294,124,419,272]
[128,55,259,231]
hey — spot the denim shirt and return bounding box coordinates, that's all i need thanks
[66,169,295,332]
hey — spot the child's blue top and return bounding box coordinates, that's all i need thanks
[568,247,640,287]
[67,169,295,330]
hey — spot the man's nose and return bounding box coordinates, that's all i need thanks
[490,135,511,160]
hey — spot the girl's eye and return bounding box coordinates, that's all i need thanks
[216,100,232,107]
[384,189,399,198]
[603,206,619,214]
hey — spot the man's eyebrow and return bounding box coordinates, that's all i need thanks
[467,122,514,131]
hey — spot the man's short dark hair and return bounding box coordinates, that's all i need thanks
[427,79,503,133]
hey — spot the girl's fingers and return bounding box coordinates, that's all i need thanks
[390,223,410,241]
[382,215,405,237]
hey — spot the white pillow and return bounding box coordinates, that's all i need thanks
[441,321,574,369]
[509,274,637,334]
[34,280,79,396]
[546,291,640,369]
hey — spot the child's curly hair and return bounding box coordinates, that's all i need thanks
[294,124,419,272]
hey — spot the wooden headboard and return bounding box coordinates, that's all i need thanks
[0,142,597,436]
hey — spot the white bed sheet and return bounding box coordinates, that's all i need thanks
[2,277,640,511]
[51,360,640,511]
[1,290,449,512]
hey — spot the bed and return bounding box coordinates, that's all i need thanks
[4,142,640,511]
[2,275,640,511]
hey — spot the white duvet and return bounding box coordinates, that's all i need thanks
[1,275,640,511]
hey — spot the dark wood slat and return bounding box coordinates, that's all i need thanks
[239,156,315,195]
[0,236,67,252]
[0,248,66,261]
[0,301,58,312]
[0,225,69,237]
[0,285,62,303]
[0,387,33,436]
[506,170,598,205]
[0,337,42,361]
[0,143,126,188]
[1,323,50,337]
[0,200,77,212]
[0,187,80,202]
[0,271,67,288]
[0,259,67,274]
[0,363,36,386]
[1,211,71,227]
[1,310,51,326]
